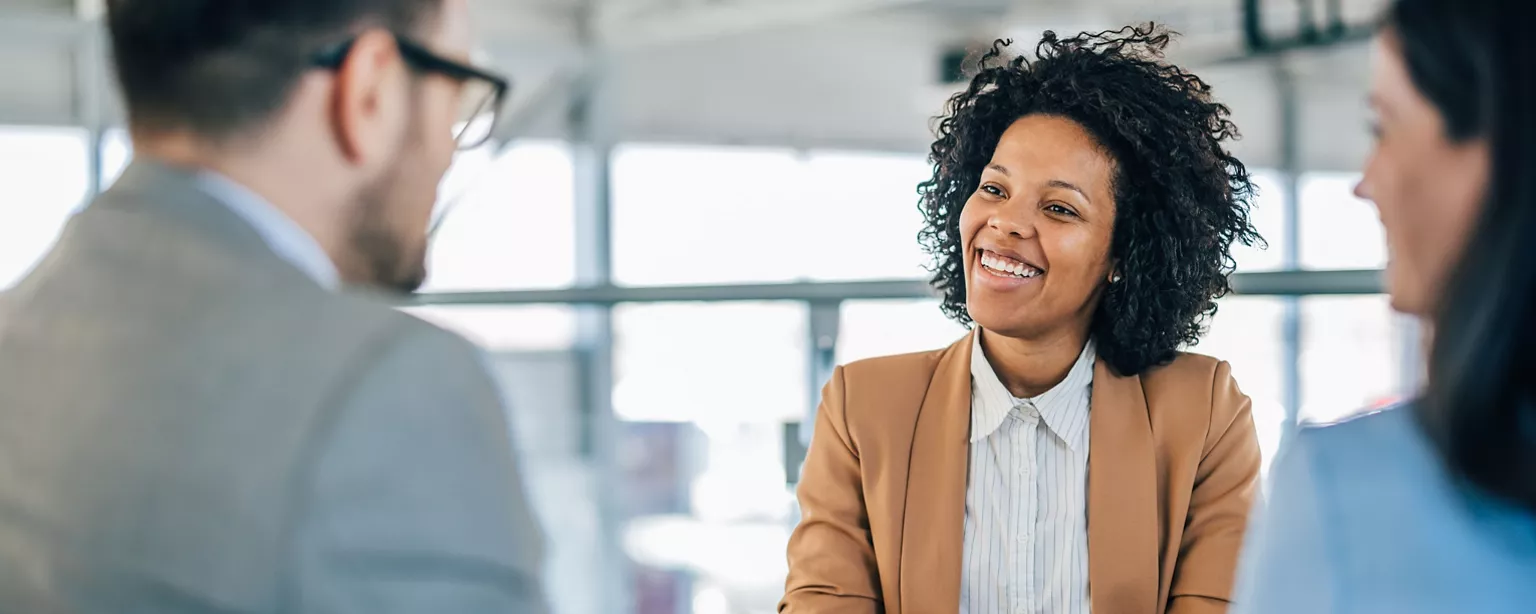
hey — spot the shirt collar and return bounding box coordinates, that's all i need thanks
[969,330,1096,450]
[197,171,340,291]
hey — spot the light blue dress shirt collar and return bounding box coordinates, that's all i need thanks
[196,171,341,291]
[969,330,1096,449]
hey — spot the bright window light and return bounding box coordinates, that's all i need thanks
[0,126,90,290]
[612,144,932,286]
[1301,172,1388,270]
[613,302,807,423]
[424,140,577,292]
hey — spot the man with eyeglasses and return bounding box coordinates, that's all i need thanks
[0,1,545,612]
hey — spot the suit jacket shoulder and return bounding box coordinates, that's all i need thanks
[836,342,963,449]
[0,162,539,613]
[1138,352,1247,449]
[1138,351,1226,403]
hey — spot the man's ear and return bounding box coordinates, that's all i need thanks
[329,29,409,168]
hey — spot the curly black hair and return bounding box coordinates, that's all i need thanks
[917,23,1263,376]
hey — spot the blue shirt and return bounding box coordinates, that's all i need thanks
[1235,405,1536,614]
[197,172,340,290]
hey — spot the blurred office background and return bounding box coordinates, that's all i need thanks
[0,0,1411,612]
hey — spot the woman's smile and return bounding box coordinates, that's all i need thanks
[974,248,1045,291]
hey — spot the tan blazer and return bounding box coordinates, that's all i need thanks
[781,331,1261,614]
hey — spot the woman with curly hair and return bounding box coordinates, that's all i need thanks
[781,25,1263,614]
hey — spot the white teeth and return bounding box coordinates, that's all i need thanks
[980,251,1041,279]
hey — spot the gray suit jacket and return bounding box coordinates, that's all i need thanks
[0,161,548,613]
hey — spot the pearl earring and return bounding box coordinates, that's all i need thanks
[1111,273,1123,284]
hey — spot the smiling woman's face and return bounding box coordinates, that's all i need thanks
[959,114,1118,340]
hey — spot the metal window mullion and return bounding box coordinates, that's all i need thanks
[1276,59,1305,431]
[569,50,630,614]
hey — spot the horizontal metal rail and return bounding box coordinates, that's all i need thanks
[410,268,1384,306]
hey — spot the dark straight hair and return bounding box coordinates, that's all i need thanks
[1390,0,1536,511]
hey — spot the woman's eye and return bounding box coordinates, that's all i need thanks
[981,184,1005,198]
[1047,203,1078,217]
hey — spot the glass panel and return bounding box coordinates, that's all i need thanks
[422,141,577,292]
[612,145,809,286]
[613,304,804,611]
[0,126,90,290]
[102,128,132,189]
[1194,297,1288,476]
[1232,169,1289,272]
[611,145,1286,288]
[800,151,932,281]
[837,299,968,365]
[401,305,577,351]
[1300,295,1411,424]
[1300,172,1388,270]
[612,145,932,286]
[613,302,807,423]
[622,421,793,614]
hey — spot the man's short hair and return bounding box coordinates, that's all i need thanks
[107,0,442,138]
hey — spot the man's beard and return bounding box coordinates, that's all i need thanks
[347,149,430,295]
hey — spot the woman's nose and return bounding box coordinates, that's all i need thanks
[988,203,1037,238]
[1354,177,1373,202]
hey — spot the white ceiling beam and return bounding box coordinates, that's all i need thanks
[595,0,929,49]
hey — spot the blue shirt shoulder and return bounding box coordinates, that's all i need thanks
[1235,404,1536,614]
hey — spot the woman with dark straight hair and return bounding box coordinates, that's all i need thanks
[1235,0,1536,611]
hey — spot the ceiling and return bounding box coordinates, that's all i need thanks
[0,0,1391,170]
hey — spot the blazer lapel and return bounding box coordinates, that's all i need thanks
[1088,358,1160,614]
[898,332,973,614]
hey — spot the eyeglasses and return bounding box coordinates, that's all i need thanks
[313,33,512,150]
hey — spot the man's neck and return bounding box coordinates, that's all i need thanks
[979,326,1090,399]
[132,132,346,267]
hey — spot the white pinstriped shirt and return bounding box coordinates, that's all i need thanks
[962,332,1095,614]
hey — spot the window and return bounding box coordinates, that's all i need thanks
[1300,295,1411,424]
[422,140,577,292]
[1232,169,1289,272]
[837,299,968,365]
[1195,297,1289,475]
[799,152,932,282]
[102,128,132,189]
[612,145,932,286]
[613,145,810,286]
[402,305,578,352]
[612,302,807,423]
[0,126,90,290]
[1301,172,1388,270]
[623,420,795,611]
